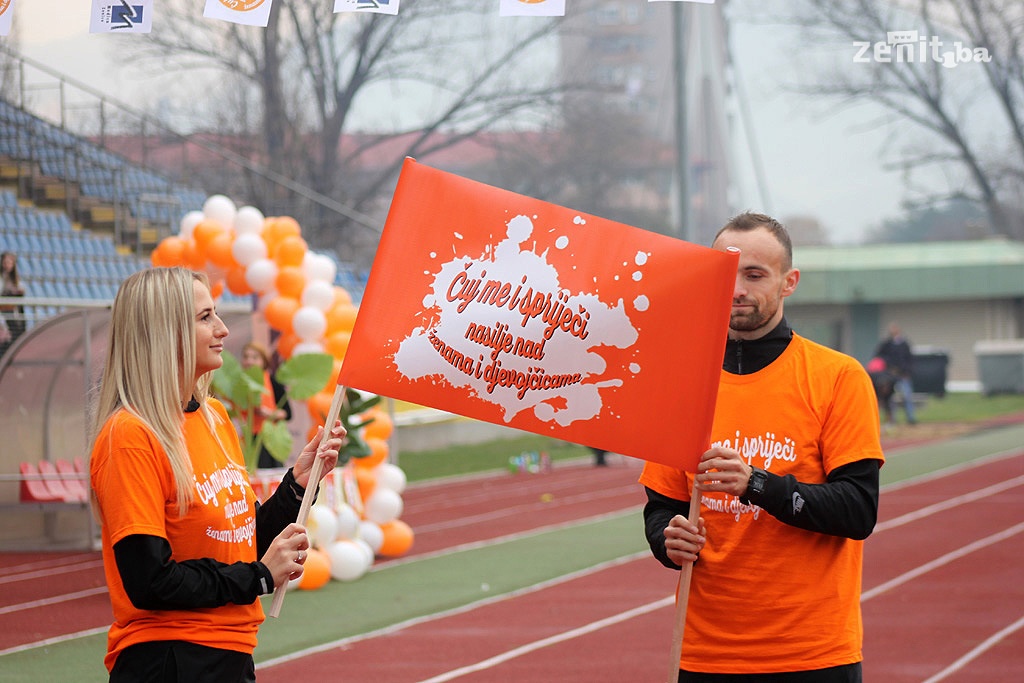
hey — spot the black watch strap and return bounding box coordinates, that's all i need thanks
[740,467,768,505]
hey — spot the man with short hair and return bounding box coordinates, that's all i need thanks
[640,212,885,682]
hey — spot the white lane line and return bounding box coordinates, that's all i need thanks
[875,475,1024,532]
[862,520,1024,601]
[0,586,109,615]
[0,558,105,585]
[921,614,1024,683]
[412,597,674,683]
[0,626,108,657]
[256,552,654,670]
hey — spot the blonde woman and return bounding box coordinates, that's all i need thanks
[89,268,343,682]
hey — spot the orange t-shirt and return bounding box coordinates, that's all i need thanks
[640,334,885,674]
[90,399,262,672]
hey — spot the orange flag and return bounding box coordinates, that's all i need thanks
[338,159,737,472]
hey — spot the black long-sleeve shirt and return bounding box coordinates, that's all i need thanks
[113,468,308,610]
[643,318,882,570]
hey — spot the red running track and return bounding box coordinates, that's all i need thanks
[3,452,1023,681]
[257,453,1024,682]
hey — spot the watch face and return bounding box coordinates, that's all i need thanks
[750,470,767,494]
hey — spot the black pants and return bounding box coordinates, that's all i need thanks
[110,640,256,683]
[679,662,862,683]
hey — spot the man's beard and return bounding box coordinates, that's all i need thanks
[730,301,776,333]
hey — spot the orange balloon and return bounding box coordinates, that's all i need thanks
[361,409,394,441]
[276,332,299,360]
[332,286,353,307]
[206,232,237,269]
[298,548,331,590]
[321,359,344,395]
[264,295,300,334]
[225,265,252,296]
[210,279,225,300]
[151,236,186,267]
[354,437,388,469]
[325,304,358,335]
[324,330,351,359]
[274,235,307,268]
[182,238,206,270]
[275,266,306,299]
[307,390,333,423]
[354,466,376,503]
[192,219,225,252]
[274,216,302,239]
[378,520,414,557]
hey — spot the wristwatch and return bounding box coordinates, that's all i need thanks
[740,467,768,504]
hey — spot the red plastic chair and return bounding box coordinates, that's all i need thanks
[56,459,89,502]
[19,462,62,503]
[36,460,80,502]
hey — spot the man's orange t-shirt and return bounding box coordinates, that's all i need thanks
[640,334,885,674]
[90,399,262,672]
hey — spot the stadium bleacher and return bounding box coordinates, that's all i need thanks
[0,98,367,342]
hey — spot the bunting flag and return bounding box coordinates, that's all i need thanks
[203,0,274,28]
[89,1,154,34]
[499,0,566,18]
[337,159,737,472]
[335,0,401,15]
[0,0,14,37]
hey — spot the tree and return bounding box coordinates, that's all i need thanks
[777,0,1024,240]
[130,1,568,265]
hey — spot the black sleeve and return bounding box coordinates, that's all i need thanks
[113,535,274,610]
[271,377,292,421]
[254,467,307,558]
[745,459,881,540]
[642,487,689,571]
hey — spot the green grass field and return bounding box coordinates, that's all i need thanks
[394,392,1024,484]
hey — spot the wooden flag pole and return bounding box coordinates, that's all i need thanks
[267,383,347,618]
[666,478,702,683]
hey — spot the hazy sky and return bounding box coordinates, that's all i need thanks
[8,0,942,244]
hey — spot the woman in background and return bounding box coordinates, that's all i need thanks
[240,341,293,469]
[0,251,26,355]
[89,267,343,682]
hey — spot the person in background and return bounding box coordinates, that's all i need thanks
[0,251,26,356]
[875,322,917,425]
[89,267,344,682]
[240,341,293,469]
[590,447,608,467]
[640,212,884,682]
[866,356,896,426]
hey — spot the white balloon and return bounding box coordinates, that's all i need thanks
[179,210,204,239]
[353,538,376,565]
[307,504,338,550]
[292,306,327,342]
[326,540,370,582]
[300,279,335,311]
[303,252,337,283]
[292,341,325,356]
[203,194,237,227]
[231,233,267,267]
[287,574,302,590]
[364,488,403,525]
[234,205,265,235]
[375,463,407,494]
[245,258,278,293]
[358,520,384,554]
[335,503,360,540]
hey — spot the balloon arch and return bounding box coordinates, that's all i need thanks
[152,194,412,587]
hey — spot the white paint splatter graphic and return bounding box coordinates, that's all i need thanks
[394,215,640,426]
